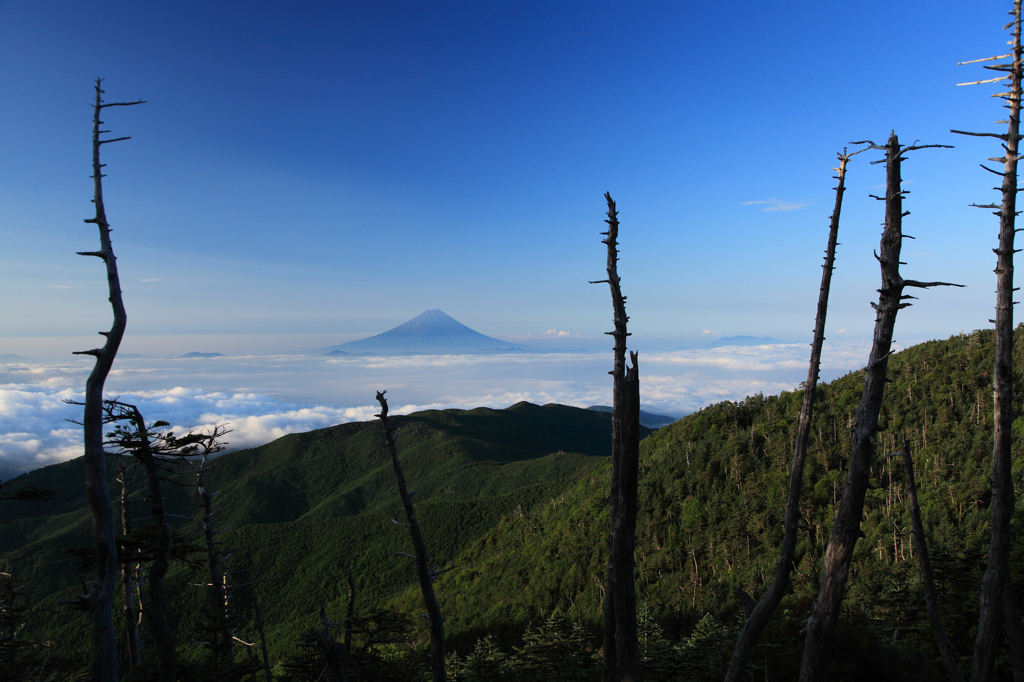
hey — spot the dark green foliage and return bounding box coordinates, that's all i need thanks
[410,328,1024,680]
[0,403,631,668]
[3,330,1023,678]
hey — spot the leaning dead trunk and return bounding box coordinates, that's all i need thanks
[375,392,446,682]
[799,133,956,681]
[953,4,1024,679]
[591,193,642,682]
[74,78,144,682]
[725,148,861,682]
[897,439,965,682]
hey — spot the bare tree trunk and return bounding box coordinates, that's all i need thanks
[374,392,446,682]
[74,78,143,682]
[799,133,955,681]
[953,5,1024,679]
[592,193,642,682]
[117,459,143,670]
[191,454,231,670]
[726,149,859,682]
[127,408,176,682]
[899,439,965,682]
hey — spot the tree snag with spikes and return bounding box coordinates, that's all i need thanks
[590,193,642,682]
[799,133,958,682]
[73,78,144,682]
[725,147,864,682]
[375,391,448,682]
[952,4,1024,679]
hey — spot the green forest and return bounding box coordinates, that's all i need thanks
[5,4,1024,681]
[2,326,1023,680]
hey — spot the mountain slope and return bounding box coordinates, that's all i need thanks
[321,309,524,355]
[0,401,644,661]
[388,328,1024,680]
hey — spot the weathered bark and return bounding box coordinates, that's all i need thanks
[959,4,1024,679]
[799,133,955,681]
[592,193,642,682]
[375,392,446,682]
[899,439,965,682]
[725,149,857,682]
[116,459,143,670]
[127,408,176,682]
[74,78,143,682]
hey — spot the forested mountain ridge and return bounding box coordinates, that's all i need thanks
[390,327,1024,680]
[2,329,1022,680]
[0,402,648,667]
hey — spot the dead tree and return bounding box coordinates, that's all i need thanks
[374,391,450,682]
[589,193,642,682]
[100,400,227,682]
[725,147,864,682]
[103,401,179,682]
[183,438,235,672]
[116,458,144,670]
[72,78,144,682]
[799,133,958,682]
[892,440,965,682]
[952,4,1024,679]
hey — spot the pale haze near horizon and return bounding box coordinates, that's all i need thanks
[0,1,1012,478]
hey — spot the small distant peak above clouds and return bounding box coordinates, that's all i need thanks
[317,309,526,356]
[0,354,31,363]
[704,336,783,349]
[180,352,225,359]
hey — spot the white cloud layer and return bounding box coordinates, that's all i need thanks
[0,340,877,481]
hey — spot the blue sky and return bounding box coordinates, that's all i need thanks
[0,2,1018,477]
[0,0,1011,353]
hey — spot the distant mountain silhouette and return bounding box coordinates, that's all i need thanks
[324,349,352,357]
[320,310,524,355]
[180,352,225,359]
[586,405,680,429]
[0,354,30,363]
[704,335,782,349]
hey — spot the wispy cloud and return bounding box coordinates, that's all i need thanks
[139,278,165,282]
[742,199,809,212]
[0,342,875,481]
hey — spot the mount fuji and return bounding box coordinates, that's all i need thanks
[319,310,526,356]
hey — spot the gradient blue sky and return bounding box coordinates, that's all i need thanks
[0,0,1013,355]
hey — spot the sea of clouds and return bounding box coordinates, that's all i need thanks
[0,340,880,481]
